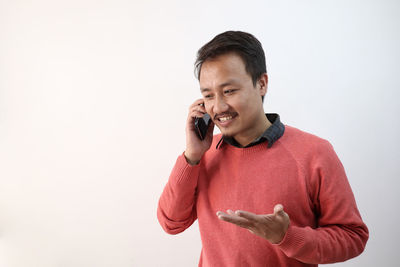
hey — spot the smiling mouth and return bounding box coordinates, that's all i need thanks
[215,113,237,123]
[219,116,233,122]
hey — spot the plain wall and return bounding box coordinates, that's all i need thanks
[0,0,399,266]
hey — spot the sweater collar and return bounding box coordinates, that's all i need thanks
[216,113,285,149]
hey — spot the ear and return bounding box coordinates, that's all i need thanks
[258,73,268,96]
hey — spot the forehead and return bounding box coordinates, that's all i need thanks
[199,53,251,89]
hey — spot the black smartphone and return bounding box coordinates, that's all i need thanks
[194,114,211,140]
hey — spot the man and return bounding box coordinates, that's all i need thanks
[157,31,368,266]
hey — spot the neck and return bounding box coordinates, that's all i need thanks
[234,113,271,147]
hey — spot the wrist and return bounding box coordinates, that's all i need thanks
[184,151,201,165]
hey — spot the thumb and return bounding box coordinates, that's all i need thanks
[273,204,285,217]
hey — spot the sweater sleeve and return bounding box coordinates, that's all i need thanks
[157,153,200,235]
[276,140,369,264]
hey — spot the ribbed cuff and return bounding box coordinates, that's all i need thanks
[275,224,309,258]
[169,153,201,187]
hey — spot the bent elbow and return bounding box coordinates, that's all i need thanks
[356,224,369,256]
[160,222,187,235]
[157,206,196,235]
[345,222,370,260]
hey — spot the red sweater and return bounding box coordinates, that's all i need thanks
[157,125,368,266]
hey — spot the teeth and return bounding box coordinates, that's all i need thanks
[219,116,233,122]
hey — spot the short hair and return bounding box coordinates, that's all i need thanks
[194,31,267,101]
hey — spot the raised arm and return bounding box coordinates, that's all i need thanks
[157,155,200,234]
[157,99,214,234]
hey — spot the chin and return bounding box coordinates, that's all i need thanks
[217,124,239,138]
[219,129,236,138]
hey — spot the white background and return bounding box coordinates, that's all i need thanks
[0,0,399,266]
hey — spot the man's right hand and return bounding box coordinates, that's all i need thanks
[184,99,214,165]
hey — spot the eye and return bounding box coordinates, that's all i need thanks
[224,89,237,94]
[203,94,213,99]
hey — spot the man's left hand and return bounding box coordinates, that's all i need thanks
[216,204,290,244]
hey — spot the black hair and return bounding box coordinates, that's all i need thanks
[195,31,267,101]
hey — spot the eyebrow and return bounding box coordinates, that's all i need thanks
[200,79,239,92]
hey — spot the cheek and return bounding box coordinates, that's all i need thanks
[204,102,212,115]
[231,97,248,112]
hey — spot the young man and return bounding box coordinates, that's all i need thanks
[157,31,368,266]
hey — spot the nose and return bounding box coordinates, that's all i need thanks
[212,95,229,115]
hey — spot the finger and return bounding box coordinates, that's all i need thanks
[273,204,285,216]
[235,210,260,222]
[190,98,204,106]
[190,106,206,116]
[189,110,207,119]
[189,99,206,111]
[227,209,235,215]
[187,111,207,128]
[216,211,251,228]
